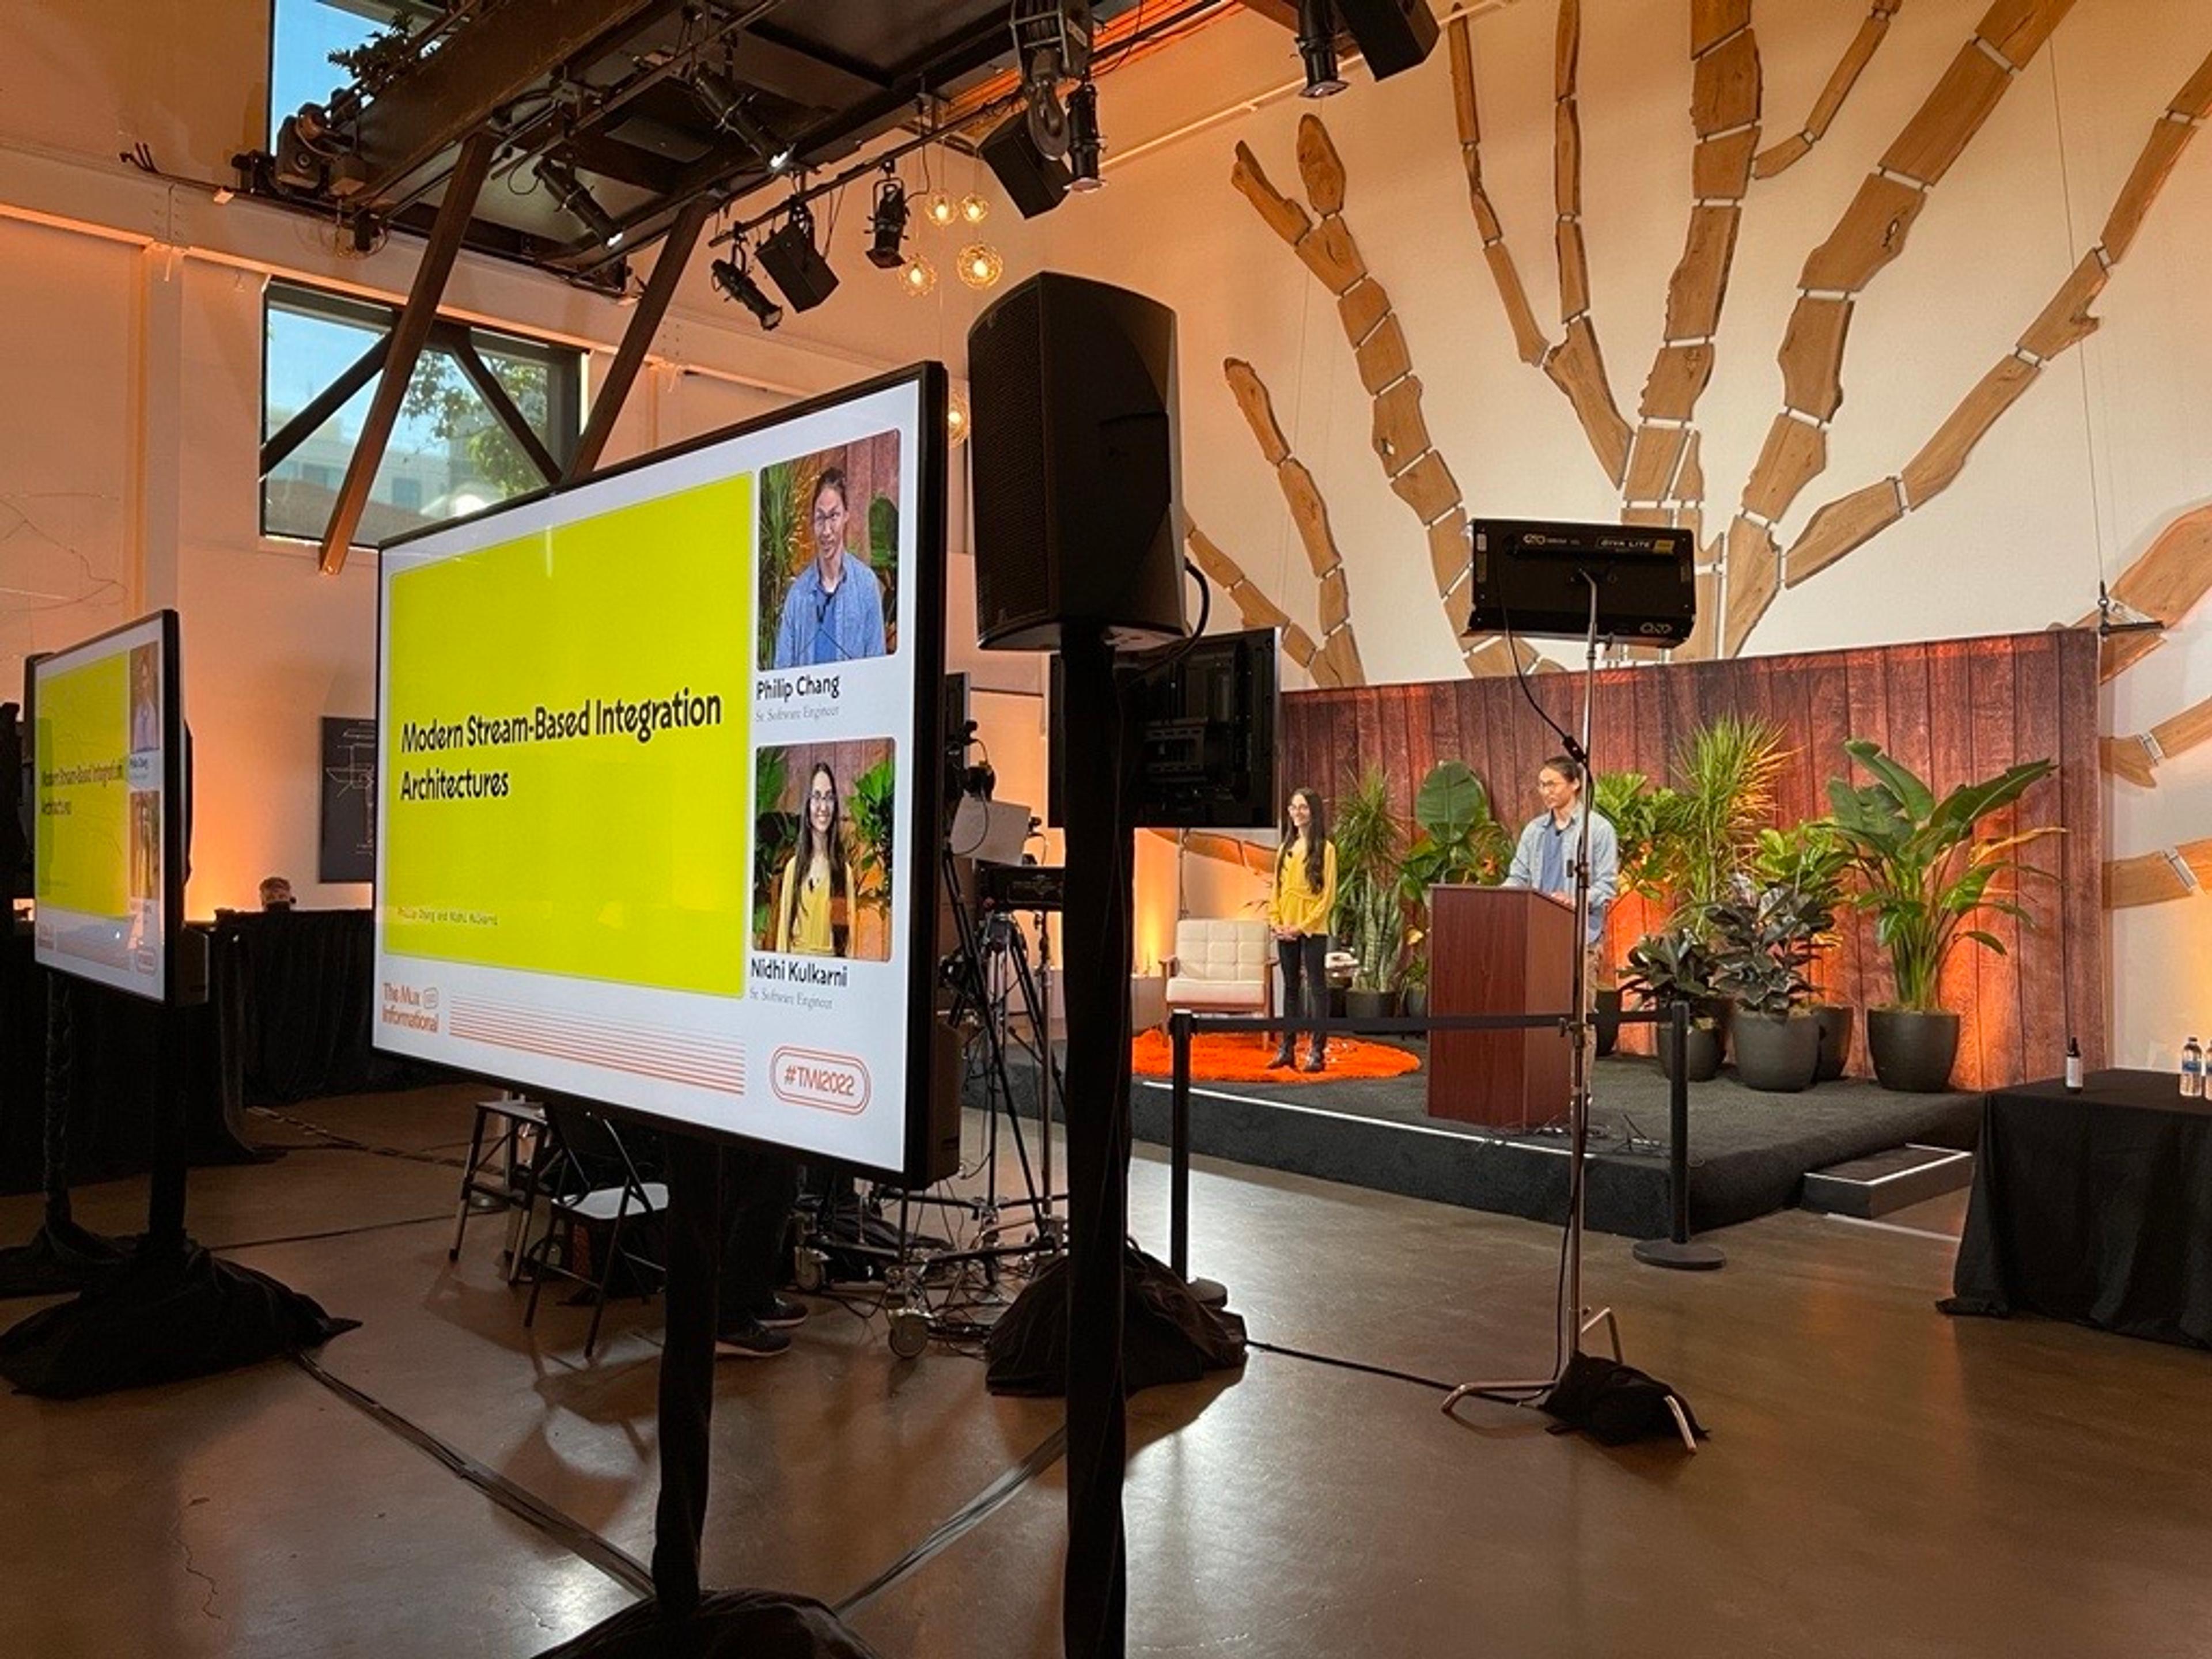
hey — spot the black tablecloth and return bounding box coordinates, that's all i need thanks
[216,909,423,1105]
[1944,1069,2212,1349]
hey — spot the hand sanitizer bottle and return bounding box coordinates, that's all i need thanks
[2183,1036,2204,1099]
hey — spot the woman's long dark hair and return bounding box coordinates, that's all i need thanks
[787,760,850,955]
[1279,787,1327,893]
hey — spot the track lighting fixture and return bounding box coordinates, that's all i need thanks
[868,175,910,269]
[1066,80,1103,191]
[1296,0,1347,98]
[711,253,782,331]
[537,154,624,247]
[694,69,796,173]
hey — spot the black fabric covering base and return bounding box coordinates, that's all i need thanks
[1538,1353,1706,1446]
[0,1241,356,1398]
[536,1590,881,1658]
[0,1219,134,1300]
[984,1244,1248,1397]
[1942,1069,2212,1350]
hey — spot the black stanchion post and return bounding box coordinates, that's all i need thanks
[1633,1002,1724,1271]
[1169,1010,1192,1283]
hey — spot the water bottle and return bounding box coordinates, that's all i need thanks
[2065,1038,2082,1094]
[2183,1036,2204,1099]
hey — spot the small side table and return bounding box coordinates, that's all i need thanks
[1130,970,1167,1033]
[450,1094,547,1282]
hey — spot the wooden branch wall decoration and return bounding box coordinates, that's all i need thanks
[1231,120,1544,679]
[1447,14,1631,485]
[1754,2,1904,178]
[1184,516,1358,688]
[1786,51,2212,593]
[1722,0,2081,654]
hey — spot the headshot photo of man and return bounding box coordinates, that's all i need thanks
[760,434,900,671]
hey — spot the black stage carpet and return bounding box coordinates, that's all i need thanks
[980,1050,1978,1238]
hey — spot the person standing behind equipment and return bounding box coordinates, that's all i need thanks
[775,762,859,956]
[1267,786,1337,1074]
[1503,755,1618,975]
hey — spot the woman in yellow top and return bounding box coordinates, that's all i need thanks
[777,762,858,956]
[1268,786,1337,1072]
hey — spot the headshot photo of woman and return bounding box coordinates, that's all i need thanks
[1268,786,1337,1073]
[776,762,859,957]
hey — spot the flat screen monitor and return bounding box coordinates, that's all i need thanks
[374,365,949,1180]
[28,610,185,1003]
[1464,518,1697,646]
[1048,626,1279,830]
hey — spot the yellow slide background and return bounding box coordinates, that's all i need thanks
[384,476,753,995]
[34,653,130,919]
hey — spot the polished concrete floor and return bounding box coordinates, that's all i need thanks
[2,1085,2209,1658]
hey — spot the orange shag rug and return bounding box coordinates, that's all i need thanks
[1129,1028,1422,1084]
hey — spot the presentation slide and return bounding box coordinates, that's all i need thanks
[31,611,179,1002]
[375,367,945,1176]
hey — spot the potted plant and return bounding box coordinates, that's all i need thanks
[1622,929,1724,1082]
[1331,767,1406,1024]
[1826,740,2059,1092]
[1653,716,1786,920]
[1706,881,1822,1092]
[1594,770,1666,1055]
[1751,821,1855,1080]
[1397,760,1510,1020]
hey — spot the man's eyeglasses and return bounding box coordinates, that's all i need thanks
[812,507,845,529]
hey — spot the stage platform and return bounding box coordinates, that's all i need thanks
[982,1047,1980,1238]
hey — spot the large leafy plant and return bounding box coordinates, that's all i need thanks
[1397,760,1510,988]
[849,757,897,915]
[1749,820,1852,996]
[1704,880,1821,1018]
[1825,740,2058,1012]
[1656,715,1786,923]
[1330,767,1405,993]
[1595,770,1667,905]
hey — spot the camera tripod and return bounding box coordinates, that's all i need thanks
[786,844,1069,1358]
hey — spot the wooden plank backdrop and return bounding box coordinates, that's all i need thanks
[1280,630,2104,1089]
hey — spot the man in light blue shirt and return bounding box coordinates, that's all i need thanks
[771,466,888,669]
[1503,754,1618,952]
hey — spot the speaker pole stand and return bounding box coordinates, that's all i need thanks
[1056,627,1132,1659]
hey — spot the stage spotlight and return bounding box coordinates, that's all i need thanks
[959,192,990,225]
[757,202,840,310]
[957,243,1004,290]
[902,254,938,296]
[710,254,782,331]
[695,71,797,173]
[537,155,624,247]
[1297,0,1347,97]
[1066,81,1103,192]
[867,176,910,269]
[922,190,959,229]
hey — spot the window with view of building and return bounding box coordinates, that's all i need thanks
[260,280,584,548]
[267,1,441,147]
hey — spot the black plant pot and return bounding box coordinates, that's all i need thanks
[1344,987,1399,1032]
[1812,1003,1855,1082]
[1732,1012,1822,1093]
[1595,987,1622,1057]
[1402,984,1429,1025]
[1657,1021,1722,1083]
[1868,1008,1960,1092]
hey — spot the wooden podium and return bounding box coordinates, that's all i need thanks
[1427,886,1575,1130]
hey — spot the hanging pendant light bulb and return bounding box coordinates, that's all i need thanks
[921,190,958,229]
[958,191,990,225]
[956,243,1003,289]
[902,253,938,296]
[947,390,971,446]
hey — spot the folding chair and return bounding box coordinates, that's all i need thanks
[520,1101,670,1358]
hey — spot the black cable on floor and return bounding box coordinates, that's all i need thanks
[1245,1337,1458,1395]
[833,1424,1070,1618]
[293,1351,655,1598]
[215,1211,450,1253]
[248,1107,471,1170]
